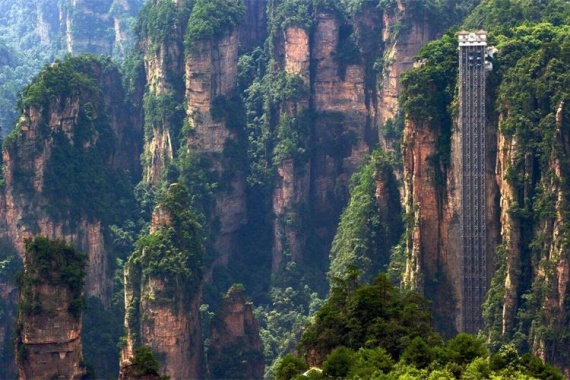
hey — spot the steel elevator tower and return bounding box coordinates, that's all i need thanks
[458,31,490,333]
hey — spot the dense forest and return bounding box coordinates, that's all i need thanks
[1,0,570,379]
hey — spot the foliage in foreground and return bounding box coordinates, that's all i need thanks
[278,274,562,379]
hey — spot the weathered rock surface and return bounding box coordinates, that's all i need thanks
[378,1,434,149]
[208,286,264,379]
[185,30,247,267]
[0,55,140,376]
[0,58,140,304]
[17,285,85,380]
[15,238,87,380]
[121,184,204,380]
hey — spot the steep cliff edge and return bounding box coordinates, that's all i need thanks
[0,55,140,376]
[122,183,205,379]
[0,55,140,304]
[378,1,436,151]
[15,237,87,380]
[185,26,247,267]
[400,33,499,334]
[208,285,264,379]
[482,25,570,375]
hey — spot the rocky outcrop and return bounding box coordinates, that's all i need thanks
[208,286,264,379]
[402,116,463,334]
[63,0,142,58]
[378,1,435,150]
[401,76,498,334]
[15,238,87,380]
[0,56,140,305]
[185,29,247,267]
[121,184,204,380]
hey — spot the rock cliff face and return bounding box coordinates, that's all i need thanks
[402,115,473,334]
[310,11,373,258]
[64,0,142,57]
[136,0,248,270]
[271,24,311,272]
[208,286,264,379]
[400,35,499,334]
[121,184,204,380]
[185,30,247,265]
[0,56,139,304]
[270,7,384,275]
[138,3,185,184]
[15,238,87,380]
[489,102,570,375]
[528,104,570,370]
[494,115,522,337]
[378,1,434,151]
[0,56,140,376]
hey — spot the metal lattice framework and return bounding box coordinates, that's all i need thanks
[458,31,487,333]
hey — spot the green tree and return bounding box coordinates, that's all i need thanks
[322,346,355,379]
[446,333,489,366]
[131,346,160,376]
[275,353,308,380]
[400,337,434,370]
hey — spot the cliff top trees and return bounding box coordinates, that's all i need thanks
[15,237,88,379]
[18,237,88,317]
[128,183,205,302]
[185,0,245,46]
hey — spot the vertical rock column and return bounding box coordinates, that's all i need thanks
[310,11,372,258]
[140,1,186,185]
[0,58,138,305]
[208,286,264,379]
[271,26,311,272]
[15,238,87,380]
[185,29,247,267]
[529,102,570,373]
[378,1,434,151]
[122,184,204,379]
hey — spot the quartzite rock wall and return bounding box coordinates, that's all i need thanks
[185,29,248,269]
[0,59,139,305]
[208,287,264,379]
[121,186,203,380]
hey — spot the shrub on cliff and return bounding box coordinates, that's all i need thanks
[17,237,87,318]
[185,0,245,47]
